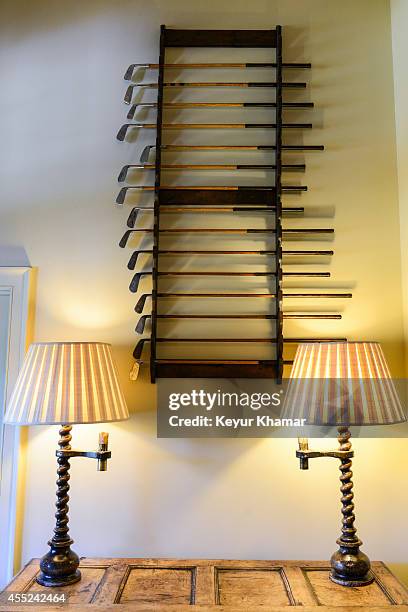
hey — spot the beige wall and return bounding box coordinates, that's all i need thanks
[1,0,407,585]
[390,0,408,584]
[392,0,408,373]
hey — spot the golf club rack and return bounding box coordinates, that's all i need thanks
[115,26,351,383]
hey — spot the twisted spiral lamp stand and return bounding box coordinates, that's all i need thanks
[37,425,111,588]
[296,426,374,587]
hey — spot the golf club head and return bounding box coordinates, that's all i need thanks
[127,105,137,120]
[135,293,151,313]
[124,85,136,104]
[127,208,154,228]
[128,250,140,269]
[127,103,157,120]
[128,250,153,270]
[117,124,144,141]
[127,207,139,227]
[135,314,151,334]
[116,124,130,141]
[129,271,152,293]
[124,64,137,80]
[119,229,132,248]
[124,84,150,104]
[118,165,131,182]
[116,186,146,205]
[116,187,127,205]
[124,64,150,80]
[119,165,145,183]
[133,338,150,360]
[140,145,155,163]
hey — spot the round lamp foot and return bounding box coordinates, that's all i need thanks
[330,545,374,588]
[36,570,81,588]
[330,569,375,587]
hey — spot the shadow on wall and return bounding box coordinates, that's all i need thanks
[0,247,30,267]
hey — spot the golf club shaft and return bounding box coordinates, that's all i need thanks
[156,271,330,277]
[125,62,311,77]
[128,81,306,88]
[130,101,314,108]
[122,227,332,235]
[127,101,314,118]
[155,314,341,319]
[126,164,303,169]
[155,293,351,298]
[155,337,346,342]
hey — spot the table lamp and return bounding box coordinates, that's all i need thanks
[4,342,129,588]
[283,341,406,587]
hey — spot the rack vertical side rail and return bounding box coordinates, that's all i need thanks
[275,25,284,382]
[150,25,166,383]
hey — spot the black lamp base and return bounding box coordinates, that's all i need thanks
[329,542,375,587]
[36,570,81,588]
[330,571,375,588]
[36,543,81,588]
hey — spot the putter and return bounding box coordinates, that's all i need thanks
[125,81,306,103]
[124,62,312,80]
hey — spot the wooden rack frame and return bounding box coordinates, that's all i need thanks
[116,26,350,382]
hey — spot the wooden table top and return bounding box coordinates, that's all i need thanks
[1,558,408,610]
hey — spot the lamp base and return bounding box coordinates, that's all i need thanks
[36,570,81,588]
[330,571,375,588]
[36,543,81,588]
[330,545,375,587]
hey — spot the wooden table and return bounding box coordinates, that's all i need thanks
[1,558,408,610]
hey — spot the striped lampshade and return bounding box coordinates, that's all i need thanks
[4,342,129,425]
[282,342,406,426]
